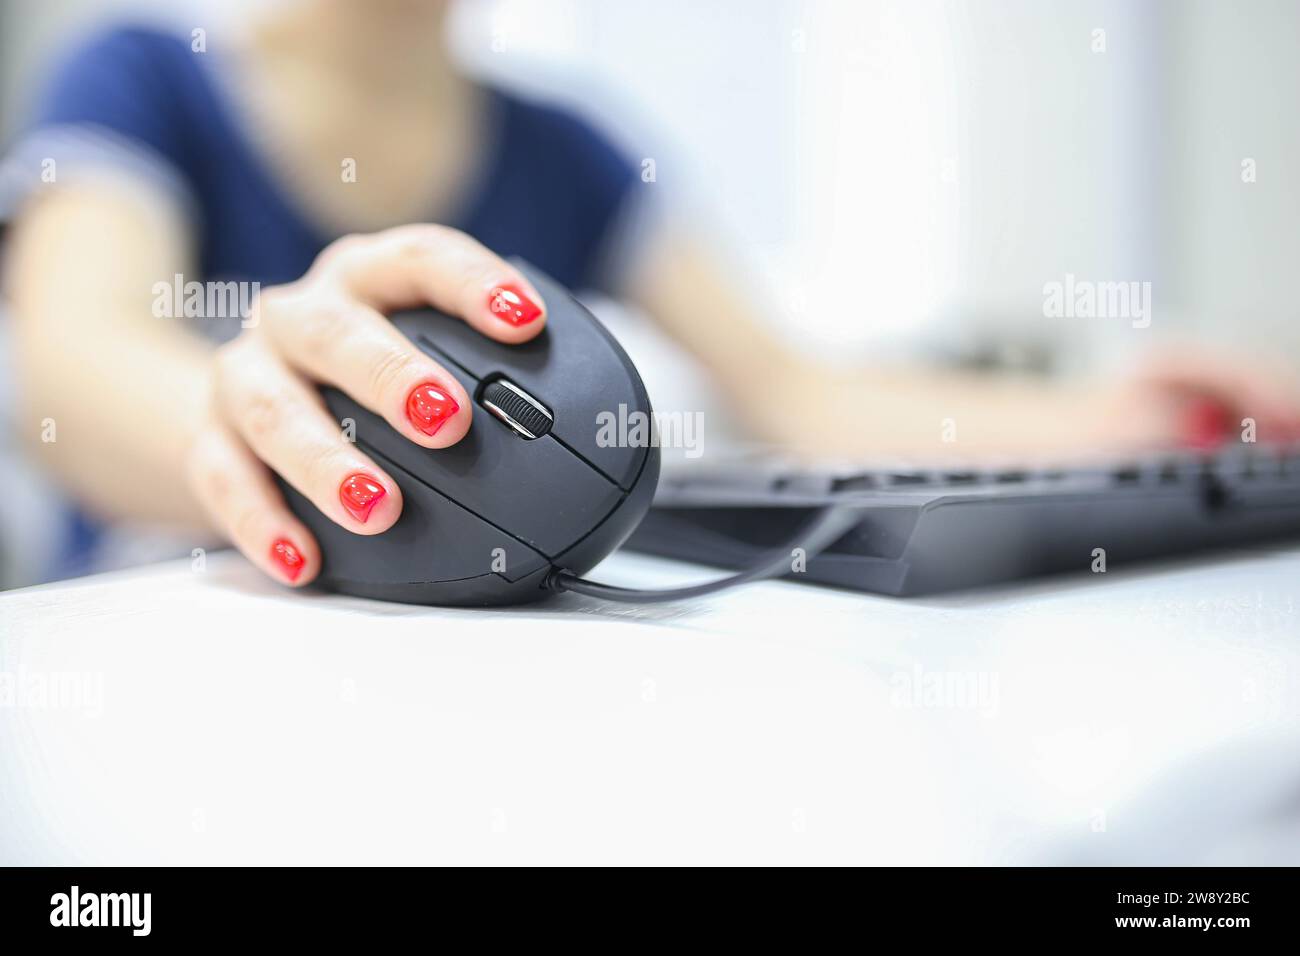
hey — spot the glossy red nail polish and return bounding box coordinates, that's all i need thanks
[270,538,305,582]
[1181,397,1232,450]
[487,283,543,326]
[406,383,460,436]
[339,474,386,523]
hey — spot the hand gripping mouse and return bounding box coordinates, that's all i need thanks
[280,261,661,607]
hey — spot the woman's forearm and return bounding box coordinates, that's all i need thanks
[15,324,213,525]
[627,227,1176,460]
[7,184,215,526]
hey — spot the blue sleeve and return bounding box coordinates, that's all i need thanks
[496,95,645,293]
[0,25,197,223]
[552,110,643,292]
[27,25,189,163]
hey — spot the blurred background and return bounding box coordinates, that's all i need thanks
[3,0,1299,365]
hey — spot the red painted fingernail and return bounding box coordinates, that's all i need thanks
[1180,397,1232,450]
[487,283,543,326]
[339,473,387,523]
[270,538,305,582]
[406,382,460,436]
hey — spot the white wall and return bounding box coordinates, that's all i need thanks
[1165,0,1300,356]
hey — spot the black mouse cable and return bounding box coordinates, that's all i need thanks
[546,506,863,604]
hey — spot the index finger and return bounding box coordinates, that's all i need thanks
[313,225,548,346]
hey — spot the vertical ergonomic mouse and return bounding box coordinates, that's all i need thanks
[279,261,660,606]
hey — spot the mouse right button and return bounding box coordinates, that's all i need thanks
[510,263,652,490]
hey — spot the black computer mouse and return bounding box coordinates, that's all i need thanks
[278,261,660,606]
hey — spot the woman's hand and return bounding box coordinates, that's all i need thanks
[185,225,547,585]
[1122,344,1300,448]
[737,347,1300,463]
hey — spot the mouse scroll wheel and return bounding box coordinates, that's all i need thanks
[479,378,553,440]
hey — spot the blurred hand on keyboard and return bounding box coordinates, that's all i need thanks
[738,345,1300,462]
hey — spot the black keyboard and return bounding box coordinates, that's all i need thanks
[624,446,1300,595]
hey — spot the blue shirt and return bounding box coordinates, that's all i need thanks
[25,24,639,293]
[3,24,640,583]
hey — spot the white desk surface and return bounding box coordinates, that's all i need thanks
[2,545,1298,866]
